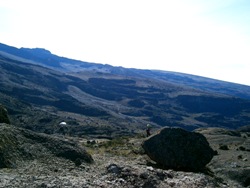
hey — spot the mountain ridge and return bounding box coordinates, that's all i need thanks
[0,42,250,136]
[1,42,250,100]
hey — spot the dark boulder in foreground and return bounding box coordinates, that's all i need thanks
[0,123,93,168]
[0,104,10,124]
[142,127,215,172]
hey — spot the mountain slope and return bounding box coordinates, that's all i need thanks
[1,42,250,100]
[1,43,250,136]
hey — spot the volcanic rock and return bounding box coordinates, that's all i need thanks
[0,123,93,168]
[142,127,215,171]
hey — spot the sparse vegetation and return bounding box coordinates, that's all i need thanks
[84,135,144,158]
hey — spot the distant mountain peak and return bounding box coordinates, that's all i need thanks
[20,47,52,55]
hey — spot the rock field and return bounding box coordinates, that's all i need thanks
[0,123,249,187]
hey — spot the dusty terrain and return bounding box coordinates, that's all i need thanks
[0,126,249,188]
[0,147,221,188]
[197,127,250,187]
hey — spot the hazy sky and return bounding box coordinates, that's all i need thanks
[0,0,250,86]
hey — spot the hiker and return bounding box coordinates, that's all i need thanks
[146,124,151,137]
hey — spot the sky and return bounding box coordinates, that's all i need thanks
[0,0,250,86]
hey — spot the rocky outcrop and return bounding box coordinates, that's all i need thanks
[142,127,215,172]
[0,104,10,124]
[0,124,93,168]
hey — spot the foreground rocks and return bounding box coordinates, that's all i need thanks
[142,127,215,172]
[0,123,93,168]
[0,152,223,188]
[0,125,248,187]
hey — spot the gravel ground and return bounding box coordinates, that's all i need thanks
[0,126,248,188]
[0,151,242,188]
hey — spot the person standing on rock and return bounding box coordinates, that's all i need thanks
[146,124,151,137]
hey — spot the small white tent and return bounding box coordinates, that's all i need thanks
[59,121,67,126]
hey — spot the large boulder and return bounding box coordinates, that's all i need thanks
[0,104,10,124]
[0,124,93,168]
[142,127,215,172]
